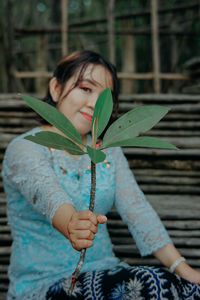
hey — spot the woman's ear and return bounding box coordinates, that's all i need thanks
[49,77,61,103]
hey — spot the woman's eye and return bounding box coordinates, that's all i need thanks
[81,87,91,93]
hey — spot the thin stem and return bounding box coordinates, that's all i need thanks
[68,161,96,294]
[89,162,96,211]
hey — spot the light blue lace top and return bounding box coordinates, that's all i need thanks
[2,127,171,300]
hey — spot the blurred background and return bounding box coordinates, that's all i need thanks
[0,0,200,95]
[0,1,200,298]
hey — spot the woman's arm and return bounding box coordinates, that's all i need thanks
[113,147,172,256]
[113,148,200,284]
[153,243,200,284]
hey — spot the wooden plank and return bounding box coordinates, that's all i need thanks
[119,94,200,102]
[0,265,8,272]
[124,148,200,157]
[153,121,200,128]
[0,218,8,225]
[0,111,36,117]
[109,228,200,237]
[111,236,200,246]
[0,127,31,134]
[0,99,27,107]
[0,119,39,126]
[108,219,200,230]
[145,130,200,137]
[0,291,7,299]
[128,159,200,170]
[133,169,200,177]
[115,257,200,269]
[119,102,200,112]
[112,244,200,258]
[0,247,11,255]
[135,175,200,185]
[0,226,10,233]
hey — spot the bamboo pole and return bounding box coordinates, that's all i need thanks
[6,0,16,91]
[13,71,190,80]
[15,27,200,37]
[61,0,68,56]
[151,0,161,94]
[121,19,136,94]
[118,73,190,80]
[13,71,53,78]
[36,35,48,94]
[107,0,115,64]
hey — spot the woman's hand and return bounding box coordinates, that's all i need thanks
[175,262,200,285]
[153,243,200,285]
[67,210,107,251]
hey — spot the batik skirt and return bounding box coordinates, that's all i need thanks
[46,265,200,299]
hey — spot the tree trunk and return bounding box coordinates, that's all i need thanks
[121,19,136,94]
[35,35,48,94]
[107,0,115,64]
[150,0,161,93]
[61,0,68,56]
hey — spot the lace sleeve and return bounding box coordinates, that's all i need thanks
[114,147,172,256]
[2,137,74,223]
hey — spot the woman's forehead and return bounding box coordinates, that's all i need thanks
[77,64,113,88]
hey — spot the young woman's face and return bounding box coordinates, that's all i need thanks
[52,64,113,138]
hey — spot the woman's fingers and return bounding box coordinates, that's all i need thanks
[67,210,107,251]
[96,214,107,224]
[72,239,93,251]
[70,230,95,251]
[71,229,95,240]
[70,220,98,233]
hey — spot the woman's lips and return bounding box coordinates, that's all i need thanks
[80,112,93,122]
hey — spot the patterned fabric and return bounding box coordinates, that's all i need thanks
[46,265,200,300]
[2,127,172,299]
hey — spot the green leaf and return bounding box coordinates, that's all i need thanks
[92,88,113,142]
[20,94,84,145]
[102,105,170,147]
[101,136,178,150]
[86,146,106,164]
[24,131,86,155]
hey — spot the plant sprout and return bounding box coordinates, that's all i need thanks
[20,88,178,293]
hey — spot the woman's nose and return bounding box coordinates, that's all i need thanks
[87,93,98,109]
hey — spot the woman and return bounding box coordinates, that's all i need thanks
[2,50,200,299]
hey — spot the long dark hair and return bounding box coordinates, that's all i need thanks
[39,50,119,134]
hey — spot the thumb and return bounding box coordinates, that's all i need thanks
[96,214,107,224]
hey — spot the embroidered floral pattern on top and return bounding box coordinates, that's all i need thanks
[49,147,110,179]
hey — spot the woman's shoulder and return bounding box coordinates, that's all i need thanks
[4,127,48,160]
[6,127,42,148]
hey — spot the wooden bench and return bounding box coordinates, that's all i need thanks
[0,93,200,298]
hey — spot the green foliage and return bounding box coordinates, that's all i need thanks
[24,131,85,155]
[102,136,178,150]
[21,88,177,164]
[92,88,113,143]
[86,146,106,164]
[20,94,84,146]
[101,105,170,148]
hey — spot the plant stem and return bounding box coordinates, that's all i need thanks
[68,161,96,294]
